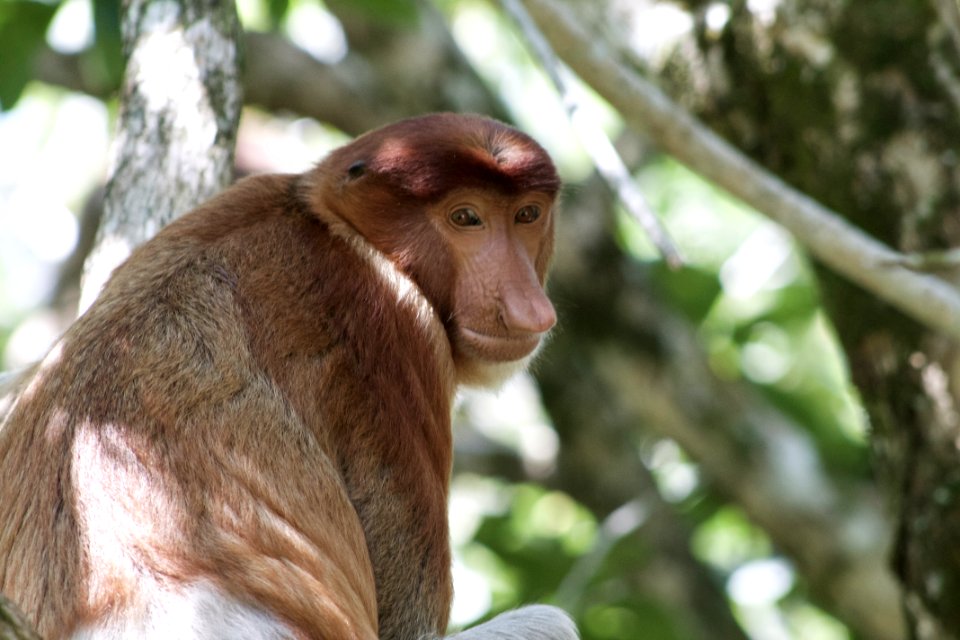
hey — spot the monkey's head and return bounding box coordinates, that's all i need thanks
[311,113,560,386]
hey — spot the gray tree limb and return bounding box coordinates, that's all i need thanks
[79,0,243,311]
[537,183,905,640]
[518,0,960,341]
[0,593,40,640]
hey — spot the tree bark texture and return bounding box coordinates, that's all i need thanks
[540,0,960,636]
[12,0,954,635]
[535,174,902,640]
[0,594,40,640]
[80,0,243,311]
[3,1,244,636]
[672,3,959,636]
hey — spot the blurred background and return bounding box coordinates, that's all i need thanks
[4,0,959,638]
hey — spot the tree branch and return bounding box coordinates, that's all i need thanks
[538,183,905,639]
[499,0,682,268]
[934,0,960,60]
[519,0,960,341]
[0,593,41,640]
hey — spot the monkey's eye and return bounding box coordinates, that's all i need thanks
[347,160,366,179]
[450,207,482,227]
[515,205,541,224]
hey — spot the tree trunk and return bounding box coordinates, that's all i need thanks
[669,3,960,636]
[527,0,960,639]
[1,1,242,637]
[80,0,243,312]
[536,0,960,636]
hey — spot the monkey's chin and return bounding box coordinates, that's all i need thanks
[458,328,541,363]
[454,328,544,389]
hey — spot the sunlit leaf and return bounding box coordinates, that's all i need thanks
[650,263,722,325]
[584,602,684,640]
[266,0,289,27]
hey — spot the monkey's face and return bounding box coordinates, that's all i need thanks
[428,188,557,383]
[312,113,561,386]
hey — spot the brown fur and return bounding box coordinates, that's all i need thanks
[0,114,569,639]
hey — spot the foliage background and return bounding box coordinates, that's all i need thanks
[3,0,960,638]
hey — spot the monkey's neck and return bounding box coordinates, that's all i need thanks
[227,202,455,467]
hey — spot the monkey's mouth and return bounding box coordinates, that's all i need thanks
[458,327,542,362]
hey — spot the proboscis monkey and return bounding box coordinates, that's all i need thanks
[0,113,577,640]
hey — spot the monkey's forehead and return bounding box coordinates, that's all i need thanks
[333,114,561,199]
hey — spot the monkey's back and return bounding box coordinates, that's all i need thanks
[0,174,400,639]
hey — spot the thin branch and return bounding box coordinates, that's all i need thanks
[538,184,903,638]
[499,0,683,269]
[554,499,649,610]
[931,0,960,116]
[0,593,41,640]
[600,349,904,640]
[932,50,960,117]
[935,0,960,60]
[520,0,960,341]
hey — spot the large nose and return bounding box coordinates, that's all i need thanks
[499,271,557,334]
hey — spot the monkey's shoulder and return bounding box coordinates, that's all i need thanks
[158,172,303,244]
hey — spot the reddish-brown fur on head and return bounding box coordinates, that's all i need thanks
[310,113,560,385]
[326,113,560,201]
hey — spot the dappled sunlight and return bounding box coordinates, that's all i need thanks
[449,558,493,626]
[47,0,94,54]
[0,89,107,367]
[728,558,794,606]
[457,373,559,477]
[720,224,797,300]
[448,475,596,628]
[4,311,63,369]
[0,0,903,637]
[78,234,134,313]
[646,439,700,503]
[620,2,693,63]
[283,1,347,64]
[449,2,600,180]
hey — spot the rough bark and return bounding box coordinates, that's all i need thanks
[3,2,243,633]
[519,0,960,636]
[517,0,960,341]
[0,594,40,640]
[660,2,960,636]
[33,7,508,139]
[535,174,902,640]
[79,0,243,311]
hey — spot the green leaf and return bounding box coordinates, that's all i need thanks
[339,0,418,25]
[91,0,122,87]
[651,263,722,325]
[0,0,59,110]
[267,0,290,28]
[584,601,684,640]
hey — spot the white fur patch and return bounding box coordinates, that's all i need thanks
[459,353,535,390]
[317,211,456,389]
[71,581,293,640]
[69,426,298,639]
[450,604,579,640]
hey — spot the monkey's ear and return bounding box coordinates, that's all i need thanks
[347,160,367,180]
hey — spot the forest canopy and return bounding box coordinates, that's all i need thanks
[2,0,960,638]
